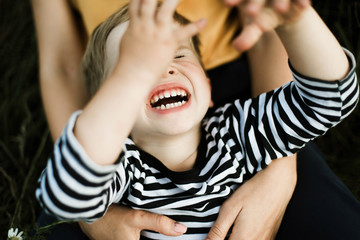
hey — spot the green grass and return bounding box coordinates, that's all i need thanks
[0,0,359,238]
[0,1,52,238]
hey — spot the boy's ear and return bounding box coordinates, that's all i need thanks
[207,77,214,108]
[209,99,214,108]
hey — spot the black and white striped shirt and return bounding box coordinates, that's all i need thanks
[37,51,359,240]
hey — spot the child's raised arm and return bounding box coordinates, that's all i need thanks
[226,0,349,80]
[275,6,349,80]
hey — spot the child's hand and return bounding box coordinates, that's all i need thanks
[224,0,311,51]
[116,0,206,83]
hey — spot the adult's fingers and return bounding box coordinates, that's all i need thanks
[133,210,187,236]
[206,202,242,240]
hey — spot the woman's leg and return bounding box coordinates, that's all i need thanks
[276,142,360,240]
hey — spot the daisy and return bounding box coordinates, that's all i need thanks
[8,228,23,240]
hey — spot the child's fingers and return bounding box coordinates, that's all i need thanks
[156,0,179,25]
[223,0,244,7]
[245,0,266,16]
[272,0,310,14]
[232,23,263,51]
[233,6,282,51]
[295,0,311,8]
[138,0,157,20]
[174,19,207,42]
[272,0,291,13]
[129,0,141,19]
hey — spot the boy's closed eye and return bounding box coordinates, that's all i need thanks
[175,55,185,59]
[174,46,193,59]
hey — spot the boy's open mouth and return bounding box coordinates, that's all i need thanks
[149,88,189,110]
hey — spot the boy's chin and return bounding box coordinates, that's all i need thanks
[153,120,200,136]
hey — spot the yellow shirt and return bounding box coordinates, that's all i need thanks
[70,0,241,69]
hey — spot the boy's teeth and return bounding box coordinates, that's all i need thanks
[155,100,187,110]
[150,88,189,109]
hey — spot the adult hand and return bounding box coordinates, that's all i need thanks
[79,205,187,240]
[206,155,297,240]
[223,0,311,51]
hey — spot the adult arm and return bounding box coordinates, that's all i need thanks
[31,0,88,141]
[207,30,297,240]
[207,156,296,240]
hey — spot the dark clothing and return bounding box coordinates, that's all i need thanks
[208,55,252,107]
[277,141,360,239]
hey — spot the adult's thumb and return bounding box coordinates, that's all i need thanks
[205,202,238,240]
[205,222,229,240]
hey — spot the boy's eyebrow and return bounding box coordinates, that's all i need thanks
[177,45,192,51]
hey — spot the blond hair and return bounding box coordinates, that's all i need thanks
[82,3,202,97]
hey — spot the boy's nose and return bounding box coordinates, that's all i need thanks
[162,66,177,78]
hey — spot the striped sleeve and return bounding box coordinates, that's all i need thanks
[36,111,127,223]
[206,49,359,175]
[290,48,358,125]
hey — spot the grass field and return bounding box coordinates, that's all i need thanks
[1,0,359,239]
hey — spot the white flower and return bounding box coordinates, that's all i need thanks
[7,228,24,240]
